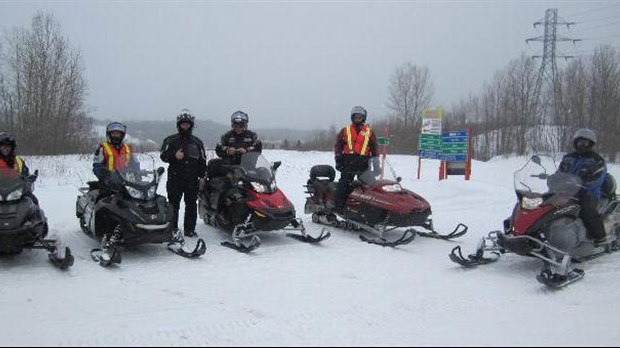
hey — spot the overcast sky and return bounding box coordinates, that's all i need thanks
[1,1,619,130]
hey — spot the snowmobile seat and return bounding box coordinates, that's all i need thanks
[310,165,335,182]
[206,176,229,193]
[207,158,228,179]
[87,181,101,191]
[602,173,616,200]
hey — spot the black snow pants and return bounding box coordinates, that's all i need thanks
[167,174,199,233]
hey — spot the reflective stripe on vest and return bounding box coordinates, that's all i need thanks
[0,156,23,175]
[344,124,371,156]
[101,142,131,171]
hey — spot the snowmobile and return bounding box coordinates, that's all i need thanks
[304,158,468,247]
[199,152,330,253]
[0,168,74,269]
[76,154,206,266]
[449,154,620,288]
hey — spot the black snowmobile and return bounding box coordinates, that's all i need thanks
[0,168,73,269]
[199,152,330,252]
[76,154,206,266]
[304,158,467,247]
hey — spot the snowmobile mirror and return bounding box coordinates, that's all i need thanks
[157,167,165,176]
[26,169,39,182]
[397,176,402,183]
[272,161,282,171]
[531,155,542,166]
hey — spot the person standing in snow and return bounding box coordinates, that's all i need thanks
[160,109,207,238]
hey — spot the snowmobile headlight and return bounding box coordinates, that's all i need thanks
[6,188,23,201]
[146,186,157,200]
[126,186,144,200]
[251,182,267,193]
[382,184,402,193]
[521,196,543,210]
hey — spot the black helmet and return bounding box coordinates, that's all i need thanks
[176,109,195,134]
[0,132,16,151]
[231,110,249,127]
[572,128,596,153]
[350,106,367,123]
[106,122,126,145]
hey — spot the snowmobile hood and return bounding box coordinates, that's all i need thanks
[349,185,430,214]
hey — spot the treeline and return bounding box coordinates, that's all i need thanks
[2,12,619,161]
[0,12,95,155]
[293,48,620,162]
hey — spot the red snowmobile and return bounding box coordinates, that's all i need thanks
[449,154,620,288]
[199,152,330,253]
[304,158,467,247]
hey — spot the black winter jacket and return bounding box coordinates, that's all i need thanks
[160,133,207,180]
[215,130,262,165]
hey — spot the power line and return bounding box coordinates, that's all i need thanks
[562,3,620,19]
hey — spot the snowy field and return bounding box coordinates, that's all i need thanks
[1,149,619,347]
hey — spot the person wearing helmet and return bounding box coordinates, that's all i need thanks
[214,110,262,165]
[0,132,38,204]
[558,128,608,244]
[0,132,29,177]
[333,106,379,214]
[160,109,207,238]
[93,122,139,197]
[207,111,262,214]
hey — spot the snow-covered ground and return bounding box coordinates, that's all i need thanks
[1,150,619,346]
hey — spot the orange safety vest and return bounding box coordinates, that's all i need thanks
[343,124,372,156]
[0,156,24,176]
[101,142,131,171]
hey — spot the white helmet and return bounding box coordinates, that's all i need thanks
[350,106,367,122]
[572,128,597,144]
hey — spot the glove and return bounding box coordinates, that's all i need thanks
[335,155,344,171]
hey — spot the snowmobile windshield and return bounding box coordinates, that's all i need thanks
[113,154,162,201]
[513,154,583,198]
[357,157,401,188]
[0,167,27,202]
[237,152,276,184]
[230,152,279,194]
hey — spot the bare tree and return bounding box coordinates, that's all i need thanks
[0,11,94,155]
[386,62,433,128]
[384,63,433,154]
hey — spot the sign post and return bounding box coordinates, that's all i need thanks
[417,107,443,179]
[441,130,471,180]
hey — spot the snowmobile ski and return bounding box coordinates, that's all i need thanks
[287,228,331,244]
[359,229,416,247]
[221,235,261,253]
[414,223,468,240]
[91,247,122,267]
[536,268,585,289]
[449,245,501,267]
[285,219,331,244]
[48,247,74,270]
[167,238,207,259]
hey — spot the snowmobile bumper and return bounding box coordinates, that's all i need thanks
[496,233,537,256]
[386,209,432,227]
[122,223,173,245]
[0,221,46,253]
[251,209,297,231]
